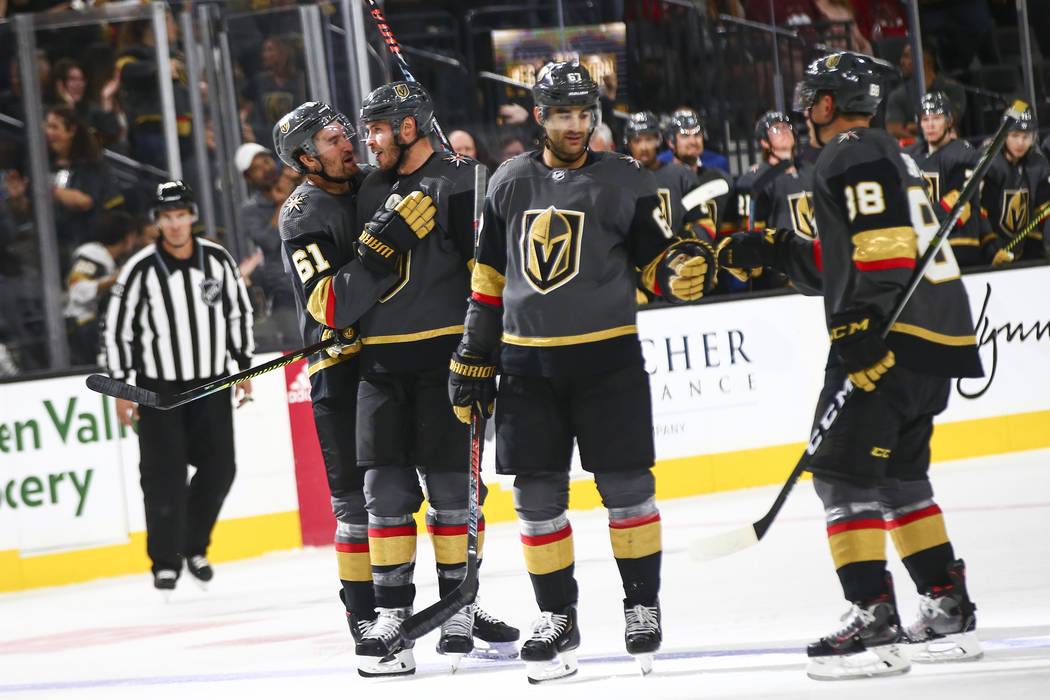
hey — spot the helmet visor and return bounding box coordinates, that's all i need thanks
[539,104,600,133]
[310,116,356,157]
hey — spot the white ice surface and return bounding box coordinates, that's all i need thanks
[1,449,1048,700]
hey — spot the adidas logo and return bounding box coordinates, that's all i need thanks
[286,365,312,405]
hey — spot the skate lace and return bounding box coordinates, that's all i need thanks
[188,555,209,570]
[156,570,177,582]
[529,611,568,643]
[624,604,659,634]
[442,606,474,638]
[471,604,504,626]
[364,610,405,643]
[831,603,876,639]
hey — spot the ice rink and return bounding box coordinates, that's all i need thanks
[1,448,1048,700]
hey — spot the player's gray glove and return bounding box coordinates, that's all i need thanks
[356,190,436,273]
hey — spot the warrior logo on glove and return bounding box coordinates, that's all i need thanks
[521,206,585,293]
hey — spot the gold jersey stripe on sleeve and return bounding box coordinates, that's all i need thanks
[889,322,977,346]
[361,324,465,345]
[950,237,980,247]
[851,226,917,263]
[471,262,506,298]
[306,275,334,326]
[502,324,637,347]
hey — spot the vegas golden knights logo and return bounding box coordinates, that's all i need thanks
[521,206,584,293]
[394,83,410,98]
[921,171,940,203]
[787,191,816,239]
[656,188,673,232]
[1000,189,1029,235]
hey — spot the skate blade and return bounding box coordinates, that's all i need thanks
[807,644,910,681]
[909,631,983,663]
[634,652,654,675]
[467,640,518,660]
[526,650,578,684]
[158,589,174,603]
[357,649,416,678]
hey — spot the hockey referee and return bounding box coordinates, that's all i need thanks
[102,180,255,593]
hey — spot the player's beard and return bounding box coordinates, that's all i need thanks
[544,129,588,165]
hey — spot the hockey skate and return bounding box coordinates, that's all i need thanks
[338,591,376,645]
[469,603,520,659]
[905,558,982,663]
[186,556,213,589]
[436,604,475,672]
[153,569,177,602]
[806,586,909,680]
[355,607,415,678]
[624,599,661,675]
[520,605,580,684]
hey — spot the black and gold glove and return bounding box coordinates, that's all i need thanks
[321,327,361,359]
[716,228,786,281]
[448,348,497,424]
[830,308,895,392]
[356,191,436,273]
[656,239,717,303]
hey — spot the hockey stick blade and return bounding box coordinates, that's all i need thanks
[85,374,160,407]
[400,571,478,641]
[682,179,730,212]
[689,100,1027,562]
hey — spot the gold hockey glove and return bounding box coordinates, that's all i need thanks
[991,248,1015,266]
[829,308,896,392]
[656,239,717,303]
[448,348,497,424]
[357,191,436,273]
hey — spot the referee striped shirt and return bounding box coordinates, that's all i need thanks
[103,237,254,382]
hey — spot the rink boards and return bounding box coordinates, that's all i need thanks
[1,265,1047,591]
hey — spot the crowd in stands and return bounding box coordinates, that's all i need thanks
[1,0,1048,376]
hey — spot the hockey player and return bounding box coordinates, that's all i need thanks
[718,52,984,679]
[665,108,731,239]
[272,101,388,656]
[448,61,717,683]
[980,107,1050,263]
[623,111,711,241]
[349,81,517,675]
[905,92,987,268]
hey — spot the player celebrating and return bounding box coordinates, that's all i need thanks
[448,61,717,683]
[665,108,731,238]
[719,52,984,679]
[904,92,987,268]
[349,81,518,675]
[272,101,390,656]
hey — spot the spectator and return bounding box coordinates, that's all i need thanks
[44,104,115,272]
[449,129,478,158]
[0,51,55,121]
[52,58,123,146]
[246,35,306,146]
[499,132,526,162]
[63,209,139,366]
[234,141,297,331]
[884,42,967,141]
[588,122,616,152]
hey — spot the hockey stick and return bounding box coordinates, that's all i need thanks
[363,0,453,152]
[85,336,340,410]
[690,99,1029,562]
[399,162,488,640]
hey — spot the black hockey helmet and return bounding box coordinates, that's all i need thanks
[359,81,435,137]
[754,110,794,146]
[1011,107,1037,133]
[666,108,705,143]
[150,179,197,222]
[792,51,897,116]
[532,60,599,116]
[273,101,356,174]
[623,111,661,144]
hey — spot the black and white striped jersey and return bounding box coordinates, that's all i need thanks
[103,237,254,382]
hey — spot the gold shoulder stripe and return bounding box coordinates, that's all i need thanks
[889,322,976,346]
[306,275,334,326]
[471,262,506,298]
[362,325,465,345]
[502,325,637,347]
[852,226,917,262]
